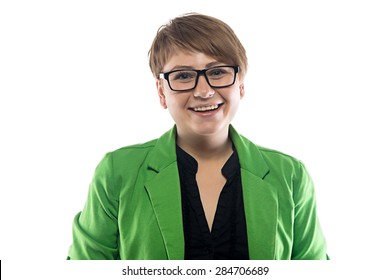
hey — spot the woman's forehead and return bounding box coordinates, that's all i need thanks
[163,51,221,71]
[163,50,235,71]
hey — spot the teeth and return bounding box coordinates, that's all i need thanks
[193,104,219,112]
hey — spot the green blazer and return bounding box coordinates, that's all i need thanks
[68,126,328,260]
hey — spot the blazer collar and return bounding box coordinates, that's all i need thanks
[229,126,270,179]
[146,127,178,173]
[146,125,270,177]
[145,125,277,260]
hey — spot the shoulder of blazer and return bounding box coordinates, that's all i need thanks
[253,144,312,204]
[257,145,303,169]
[107,138,158,172]
[103,127,177,178]
[256,145,305,180]
[230,126,304,182]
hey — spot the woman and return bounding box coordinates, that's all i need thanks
[67,13,328,260]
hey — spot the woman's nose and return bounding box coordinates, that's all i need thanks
[193,75,215,98]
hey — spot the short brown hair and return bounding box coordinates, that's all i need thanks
[148,13,248,79]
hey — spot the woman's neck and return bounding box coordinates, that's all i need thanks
[176,128,232,161]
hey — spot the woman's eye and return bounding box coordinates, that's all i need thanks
[209,68,226,76]
[173,72,195,80]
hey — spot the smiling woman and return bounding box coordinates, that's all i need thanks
[67,13,328,260]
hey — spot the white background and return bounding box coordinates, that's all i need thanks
[1,0,389,278]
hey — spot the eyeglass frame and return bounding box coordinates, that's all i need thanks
[159,65,239,92]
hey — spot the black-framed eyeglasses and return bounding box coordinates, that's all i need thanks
[159,65,239,92]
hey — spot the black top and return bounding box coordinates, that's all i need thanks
[176,145,249,260]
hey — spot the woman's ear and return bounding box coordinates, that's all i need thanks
[156,79,167,109]
[239,83,245,99]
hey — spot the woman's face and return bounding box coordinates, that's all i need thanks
[156,51,245,139]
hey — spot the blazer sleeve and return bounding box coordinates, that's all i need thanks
[67,152,120,260]
[291,161,329,260]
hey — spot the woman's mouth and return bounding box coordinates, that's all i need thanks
[188,103,224,117]
[190,103,223,112]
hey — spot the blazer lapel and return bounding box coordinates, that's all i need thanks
[241,170,278,259]
[144,127,185,260]
[230,126,278,259]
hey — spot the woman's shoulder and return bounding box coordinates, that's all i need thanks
[236,130,301,167]
[113,138,158,154]
[260,143,304,165]
[256,145,300,164]
[102,138,159,168]
[254,145,311,184]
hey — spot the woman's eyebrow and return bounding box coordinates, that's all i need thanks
[205,61,221,68]
[168,61,222,71]
[168,65,194,71]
